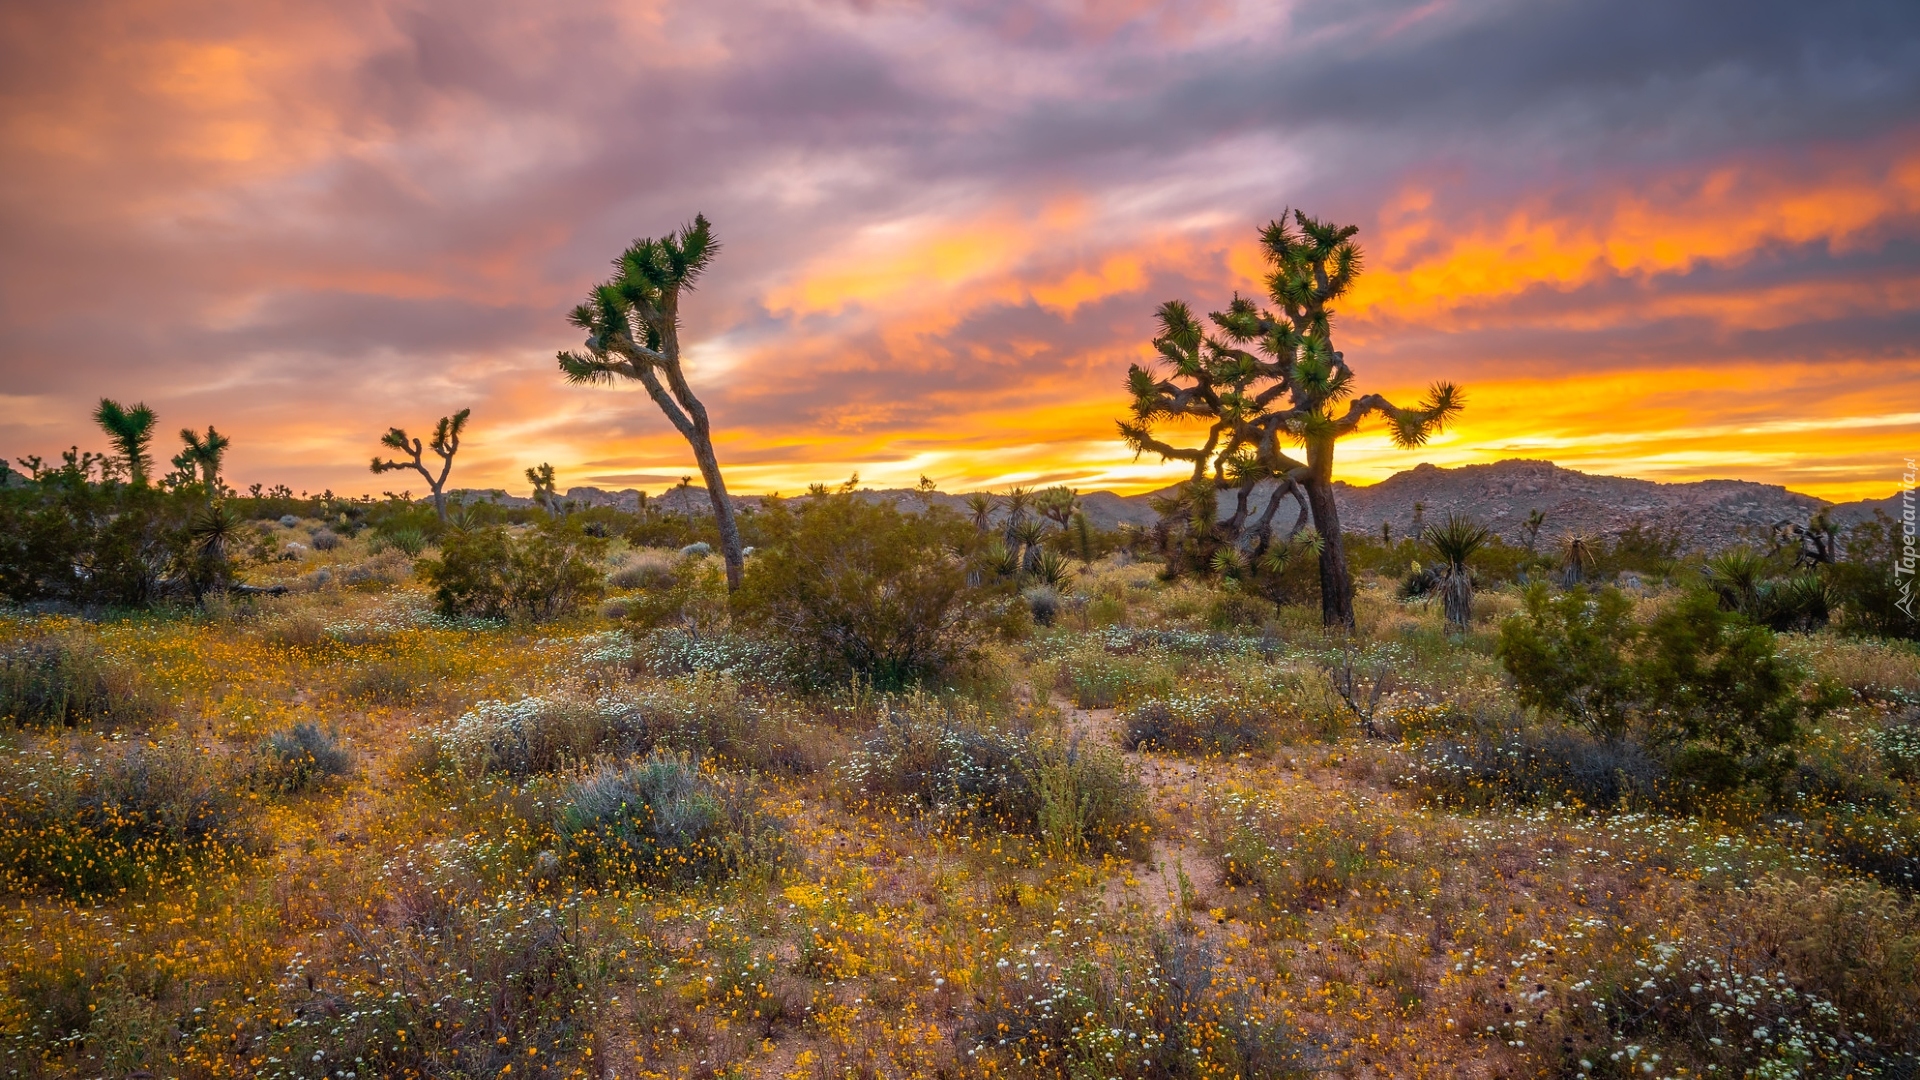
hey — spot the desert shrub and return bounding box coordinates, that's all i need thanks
[251,723,352,793]
[553,753,782,887]
[1023,584,1061,627]
[0,463,203,606]
[623,552,727,633]
[430,674,812,777]
[608,548,676,590]
[840,700,1147,856]
[970,930,1314,1079]
[1121,686,1285,755]
[631,627,796,684]
[1497,585,1638,740]
[368,525,426,556]
[0,633,164,728]
[0,739,251,898]
[417,523,607,621]
[734,492,1000,688]
[1499,585,1815,796]
[308,526,340,551]
[1409,725,1667,810]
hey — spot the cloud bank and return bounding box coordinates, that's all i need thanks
[1,0,1916,500]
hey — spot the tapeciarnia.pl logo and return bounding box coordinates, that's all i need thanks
[1898,457,1916,620]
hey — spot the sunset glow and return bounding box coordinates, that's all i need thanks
[2,1,1915,504]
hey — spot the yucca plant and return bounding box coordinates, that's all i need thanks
[1424,514,1491,630]
[1560,533,1597,587]
[1703,548,1770,616]
[965,493,998,533]
[1033,550,1074,589]
[1012,518,1048,574]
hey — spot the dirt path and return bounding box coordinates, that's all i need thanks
[1057,700,1247,929]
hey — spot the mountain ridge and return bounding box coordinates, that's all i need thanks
[447,459,1910,554]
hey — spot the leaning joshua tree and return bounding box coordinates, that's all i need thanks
[558,214,745,591]
[370,408,470,524]
[94,398,158,486]
[1119,210,1462,628]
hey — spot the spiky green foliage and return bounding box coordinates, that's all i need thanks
[1424,514,1491,630]
[371,408,471,523]
[93,399,157,486]
[557,214,746,591]
[172,426,230,496]
[1117,212,1463,626]
[1034,486,1079,529]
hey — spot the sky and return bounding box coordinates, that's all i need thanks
[1,0,1917,503]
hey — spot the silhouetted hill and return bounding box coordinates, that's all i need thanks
[450,460,1891,555]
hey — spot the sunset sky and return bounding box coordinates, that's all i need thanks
[2,0,1916,502]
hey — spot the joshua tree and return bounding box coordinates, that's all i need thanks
[558,214,745,591]
[965,493,998,533]
[371,409,470,524]
[526,462,560,517]
[173,426,230,499]
[1119,211,1462,628]
[94,398,158,486]
[1034,486,1080,530]
[914,474,939,510]
[1424,514,1491,631]
[1521,509,1546,555]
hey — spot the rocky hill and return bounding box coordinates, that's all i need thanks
[453,459,1893,556]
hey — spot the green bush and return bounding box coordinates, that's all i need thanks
[0,739,252,898]
[417,522,607,620]
[553,753,782,887]
[734,492,1003,688]
[0,633,164,728]
[1497,585,1816,796]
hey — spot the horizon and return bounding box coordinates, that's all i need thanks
[3,1,1917,503]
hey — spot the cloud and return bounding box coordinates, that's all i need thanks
[0,0,1915,503]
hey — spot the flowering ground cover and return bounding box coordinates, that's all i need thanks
[0,542,1914,1079]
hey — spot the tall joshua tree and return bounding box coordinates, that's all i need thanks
[559,215,745,591]
[1119,211,1463,628]
[370,408,470,524]
[1034,486,1080,530]
[94,398,157,485]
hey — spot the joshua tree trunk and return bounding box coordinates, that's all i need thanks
[689,436,744,591]
[1441,567,1473,630]
[1304,436,1355,630]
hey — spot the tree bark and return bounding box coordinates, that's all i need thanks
[688,433,744,591]
[1303,435,1354,629]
